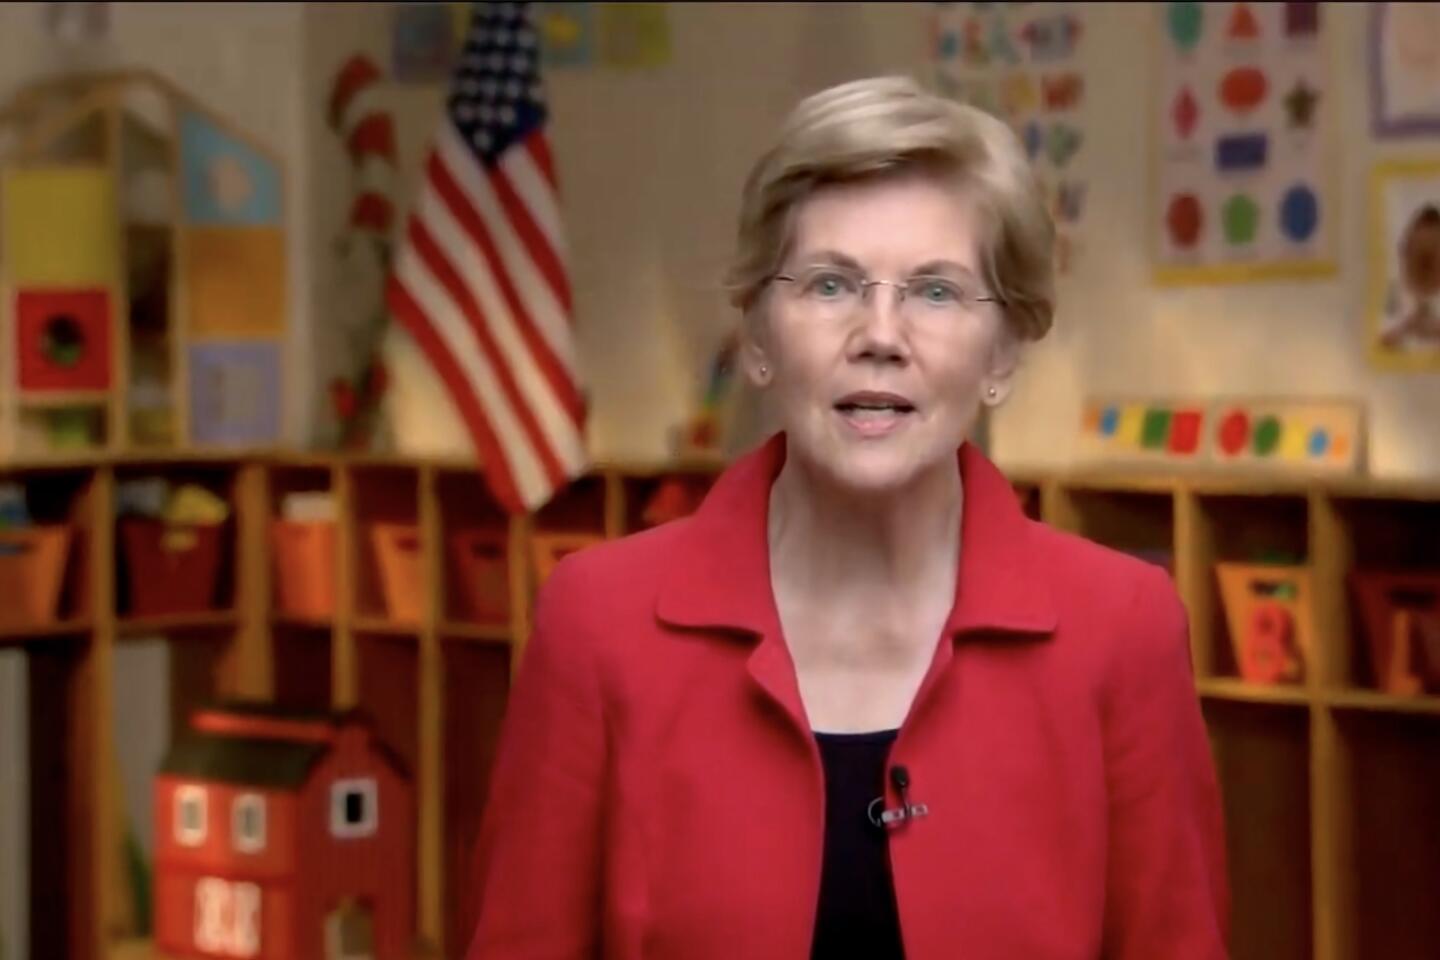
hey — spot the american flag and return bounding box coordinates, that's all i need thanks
[387,0,588,513]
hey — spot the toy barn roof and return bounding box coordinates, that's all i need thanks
[160,732,328,789]
[160,700,413,786]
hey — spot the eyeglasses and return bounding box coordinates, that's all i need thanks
[769,264,1004,323]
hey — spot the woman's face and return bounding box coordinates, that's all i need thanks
[745,172,1019,495]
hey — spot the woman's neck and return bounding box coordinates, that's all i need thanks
[766,451,963,611]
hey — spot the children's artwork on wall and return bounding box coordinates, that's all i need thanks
[930,2,1089,273]
[42,2,110,44]
[1369,3,1440,138]
[1153,1,1336,285]
[1368,158,1440,371]
[537,2,595,68]
[391,2,457,84]
[598,3,670,69]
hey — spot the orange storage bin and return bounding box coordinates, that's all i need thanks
[120,519,223,616]
[271,519,337,619]
[372,523,423,624]
[450,529,509,626]
[0,526,71,629]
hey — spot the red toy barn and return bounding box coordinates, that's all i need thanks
[153,702,414,959]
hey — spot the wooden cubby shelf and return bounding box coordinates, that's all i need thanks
[2,452,1439,959]
[115,609,238,637]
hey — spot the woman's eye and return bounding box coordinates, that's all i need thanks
[806,272,853,298]
[919,280,960,303]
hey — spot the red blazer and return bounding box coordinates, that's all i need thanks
[465,433,1229,959]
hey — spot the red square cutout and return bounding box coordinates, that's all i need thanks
[16,288,112,391]
[1169,409,1204,455]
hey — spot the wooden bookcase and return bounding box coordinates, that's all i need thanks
[3,451,1438,960]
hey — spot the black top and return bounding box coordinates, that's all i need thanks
[810,729,906,960]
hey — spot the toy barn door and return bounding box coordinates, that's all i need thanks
[325,899,374,960]
[194,877,261,957]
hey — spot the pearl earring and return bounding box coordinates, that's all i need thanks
[759,364,769,377]
[986,386,997,399]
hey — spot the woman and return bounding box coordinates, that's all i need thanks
[465,76,1229,959]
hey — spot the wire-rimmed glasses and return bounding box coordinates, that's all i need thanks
[770,264,1004,324]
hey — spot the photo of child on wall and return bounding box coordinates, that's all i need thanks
[1372,163,1440,370]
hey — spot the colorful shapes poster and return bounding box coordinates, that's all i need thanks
[1367,159,1440,372]
[1369,3,1440,137]
[1154,2,1336,285]
[930,2,1088,272]
[179,110,282,227]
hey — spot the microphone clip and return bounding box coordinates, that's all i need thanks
[867,764,929,830]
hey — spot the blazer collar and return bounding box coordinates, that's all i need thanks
[655,432,1057,641]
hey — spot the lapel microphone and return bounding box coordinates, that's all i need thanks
[867,765,930,830]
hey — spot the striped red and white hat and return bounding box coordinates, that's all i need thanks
[328,54,397,237]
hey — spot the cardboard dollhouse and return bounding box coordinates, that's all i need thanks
[154,702,414,960]
[0,69,289,456]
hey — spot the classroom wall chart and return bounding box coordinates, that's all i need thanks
[1153,2,1336,285]
[931,2,1089,273]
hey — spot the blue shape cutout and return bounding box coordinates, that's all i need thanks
[1023,121,1044,160]
[1215,133,1268,172]
[938,29,960,60]
[1099,406,1120,436]
[180,111,282,227]
[989,17,1019,65]
[1307,427,1329,457]
[1280,184,1319,243]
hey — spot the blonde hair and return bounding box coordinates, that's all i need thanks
[726,75,1055,341]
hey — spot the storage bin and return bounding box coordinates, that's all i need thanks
[0,526,71,629]
[371,523,423,624]
[120,518,223,616]
[271,519,337,620]
[449,529,509,626]
[1216,562,1314,685]
[1351,571,1440,695]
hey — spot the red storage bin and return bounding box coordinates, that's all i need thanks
[0,526,71,630]
[371,523,423,624]
[450,529,509,626]
[271,519,337,619]
[120,518,223,616]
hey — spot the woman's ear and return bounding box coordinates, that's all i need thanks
[739,313,774,388]
[981,326,1022,407]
